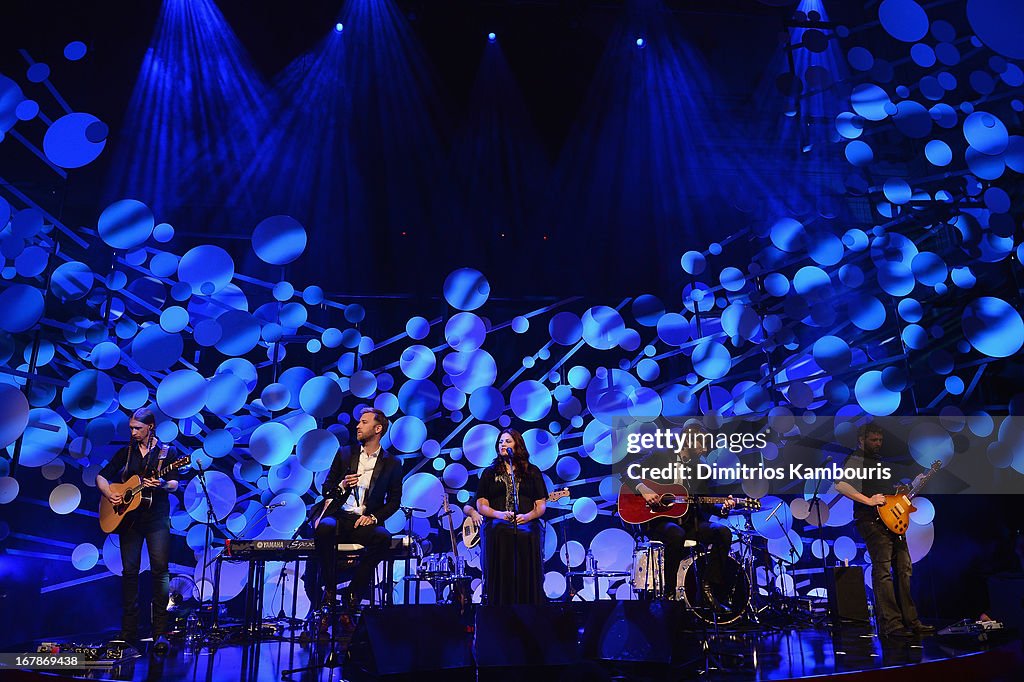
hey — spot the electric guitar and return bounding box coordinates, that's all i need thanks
[461,488,570,549]
[877,460,941,535]
[99,453,191,533]
[617,480,761,525]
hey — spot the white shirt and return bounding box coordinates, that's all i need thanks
[340,445,380,516]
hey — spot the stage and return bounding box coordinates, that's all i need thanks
[2,603,1021,681]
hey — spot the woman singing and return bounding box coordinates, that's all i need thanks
[474,429,548,604]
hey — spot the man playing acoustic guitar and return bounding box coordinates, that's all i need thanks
[622,421,736,608]
[96,408,180,648]
[835,422,934,638]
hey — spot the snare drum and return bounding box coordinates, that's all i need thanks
[631,541,665,599]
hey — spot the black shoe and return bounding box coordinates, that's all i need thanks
[882,627,915,639]
[908,623,935,635]
[112,632,137,643]
[152,636,169,655]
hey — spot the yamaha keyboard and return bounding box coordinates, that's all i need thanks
[224,536,418,561]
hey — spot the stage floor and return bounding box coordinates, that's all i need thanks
[3,607,1020,682]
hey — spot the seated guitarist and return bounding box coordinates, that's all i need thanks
[834,423,934,638]
[622,422,736,607]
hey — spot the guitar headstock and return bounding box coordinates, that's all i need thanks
[548,488,570,503]
[929,460,941,471]
[737,498,761,511]
[170,455,191,471]
[442,493,451,514]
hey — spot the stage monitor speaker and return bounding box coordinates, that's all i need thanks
[826,566,870,623]
[347,605,473,676]
[580,601,679,663]
[474,604,580,668]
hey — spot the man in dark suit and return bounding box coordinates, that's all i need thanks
[311,407,403,608]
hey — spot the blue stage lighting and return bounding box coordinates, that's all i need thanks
[335,23,344,33]
[488,32,496,43]
[636,37,646,48]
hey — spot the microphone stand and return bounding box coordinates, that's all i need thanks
[507,455,519,605]
[807,470,832,628]
[194,460,223,637]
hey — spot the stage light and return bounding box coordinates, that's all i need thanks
[636,37,646,48]
[488,32,496,43]
[335,23,344,33]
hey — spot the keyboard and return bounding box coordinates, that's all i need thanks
[224,536,417,560]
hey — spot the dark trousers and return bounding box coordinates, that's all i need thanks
[314,513,391,604]
[856,518,920,633]
[648,518,731,596]
[118,514,170,637]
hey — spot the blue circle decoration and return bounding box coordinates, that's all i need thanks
[462,423,500,467]
[374,392,399,417]
[549,312,583,346]
[967,0,1024,60]
[855,370,902,416]
[406,316,430,340]
[398,379,441,418]
[556,457,581,481]
[443,463,469,489]
[302,286,324,305]
[16,409,68,467]
[898,299,923,323]
[963,111,1009,155]
[252,215,306,265]
[178,245,235,296]
[637,358,660,381]
[911,252,947,286]
[445,312,486,352]
[62,370,115,419]
[882,178,912,205]
[764,273,790,297]
[118,381,148,409]
[962,297,1024,358]
[572,497,598,523]
[64,41,87,60]
[568,366,591,390]
[847,47,874,71]
[249,422,294,467]
[98,200,154,250]
[692,340,731,380]
[443,349,498,393]
[205,373,248,415]
[443,268,489,311]
[350,370,378,398]
[261,383,291,411]
[720,267,745,292]
[15,100,38,121]
[850,296,886,331]
[204,429,235,458]
[443,387,466,410]
[297,429,339,472]
[512,316,529,333]
[879,0,929,43]
[845,140,874,166]
[42,113,107,168]
[469,386,504,422]
[813,336,852,373]
[299,376,343,418]
[770,218,804,253]
[390,416,428,453]
[89,341,120,370]
[510,380,552,421]
[214,310,260,356]
[925,140,952,166]
[632,295,665,327]
[156,370,207,419]
[159,306,189,333]
[851,84,891,121]
[0,284,45,332]
[911,43,936,67]
[51,261,93,301]
[582,306,625,350]
[0,384,30,449]
[1,76,25,133]
[681,251,706,275]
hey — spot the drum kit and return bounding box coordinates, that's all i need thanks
[628,520,798,626]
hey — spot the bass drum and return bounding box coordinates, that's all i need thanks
[677,554,750,625]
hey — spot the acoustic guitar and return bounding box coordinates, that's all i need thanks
[617,480,761,525]
[461,488,570,549]
[877,460,941,535]
[99,453,191,533]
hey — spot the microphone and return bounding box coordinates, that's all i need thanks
[266,501,287,511]
[503,447,514,461]
[765,501,784,522]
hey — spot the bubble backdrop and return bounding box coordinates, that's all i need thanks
[0,1,1022,617]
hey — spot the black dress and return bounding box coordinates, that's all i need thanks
[475,463,548,605]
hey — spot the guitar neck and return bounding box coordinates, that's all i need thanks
[688,496,734,504]
[908,468,938,499]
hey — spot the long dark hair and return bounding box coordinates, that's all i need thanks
[494,429,530,477]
